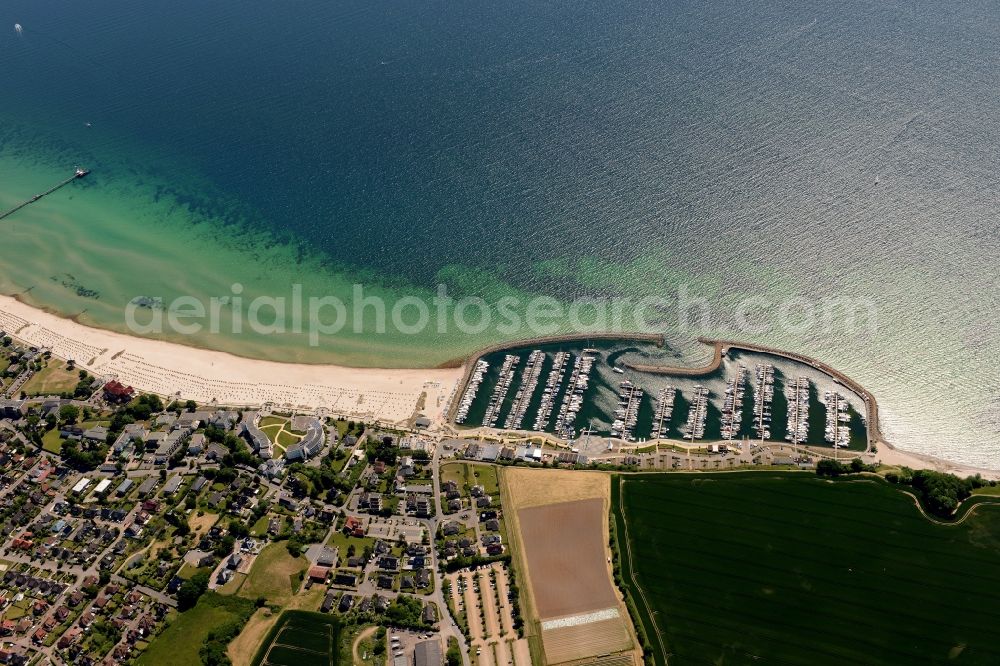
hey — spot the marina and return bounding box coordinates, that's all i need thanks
[503,349,545,430]
[753,363,775,440]
[652,387,676,439]
[482,354,519,428]
[682,385,710,441]
[720,365,746,441]
[825,391,851,448]
[553,351,595,439]
[455,340,867,450]
[786,376,810,445]
[454,359,488,424]
[610,380,643,442]
[533,351,569,431]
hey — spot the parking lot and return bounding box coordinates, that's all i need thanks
[447,563,531,666]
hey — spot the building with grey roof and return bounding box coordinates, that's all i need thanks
[136,477,158,497]
[284,417,324,461]
[239,412,272,459]
[414,639,442,666]
[162,476,184,495]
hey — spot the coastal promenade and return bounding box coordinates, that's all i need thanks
[2,293,994,478]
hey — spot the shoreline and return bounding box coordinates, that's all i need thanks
[627,337,999,478]
[1,293,995,477]
[0,294,462,426]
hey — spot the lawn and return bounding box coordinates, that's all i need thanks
[472,463,501,497]
[187,511,220,538]
[218,572,247,595]
[250,514,271,537]
[260,417,303,452]
[441,462,501,497]
[238,543,308,606]
[326,531,376,564]
[441,462,473,490]
[613,473,1000,666]
[138,593,254,666]
[21,359,80,396]
[2,598,31,620]
[42,428,63,454]
[276,430,302,447]
[260,424,284,441]
[176,564,212,581]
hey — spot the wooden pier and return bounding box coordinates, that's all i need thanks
[0,168,89,222]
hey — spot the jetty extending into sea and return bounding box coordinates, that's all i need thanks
[0,167,89,222]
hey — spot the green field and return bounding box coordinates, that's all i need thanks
[259,417,303,452]
[41,428,63,454]
[20,359,80,396]
[138,593,255,666]
[613,473,1000,666]
[441,461,500,496]
[250,610,341,666]
[238,543,308,605]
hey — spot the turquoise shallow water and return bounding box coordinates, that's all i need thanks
[0,0,998,466]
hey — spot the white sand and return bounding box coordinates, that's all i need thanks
[0,295,462,425]
[874,443,997,479]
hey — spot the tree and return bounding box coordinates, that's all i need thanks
[910,470,973,518]
[816,459,847,477]
[213,535,236,557]
[446,642,462,666]
[177,572,210,611]
[59,404,80,425]
[229,522,249,539]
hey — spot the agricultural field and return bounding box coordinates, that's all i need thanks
[501,467,637,665]
[613,472,1000,666]
[250,610,341,666]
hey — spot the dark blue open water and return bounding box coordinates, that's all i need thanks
[1,0,998,466]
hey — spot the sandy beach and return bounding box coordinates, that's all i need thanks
[2,293,995,477]
[0,294,462,425]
